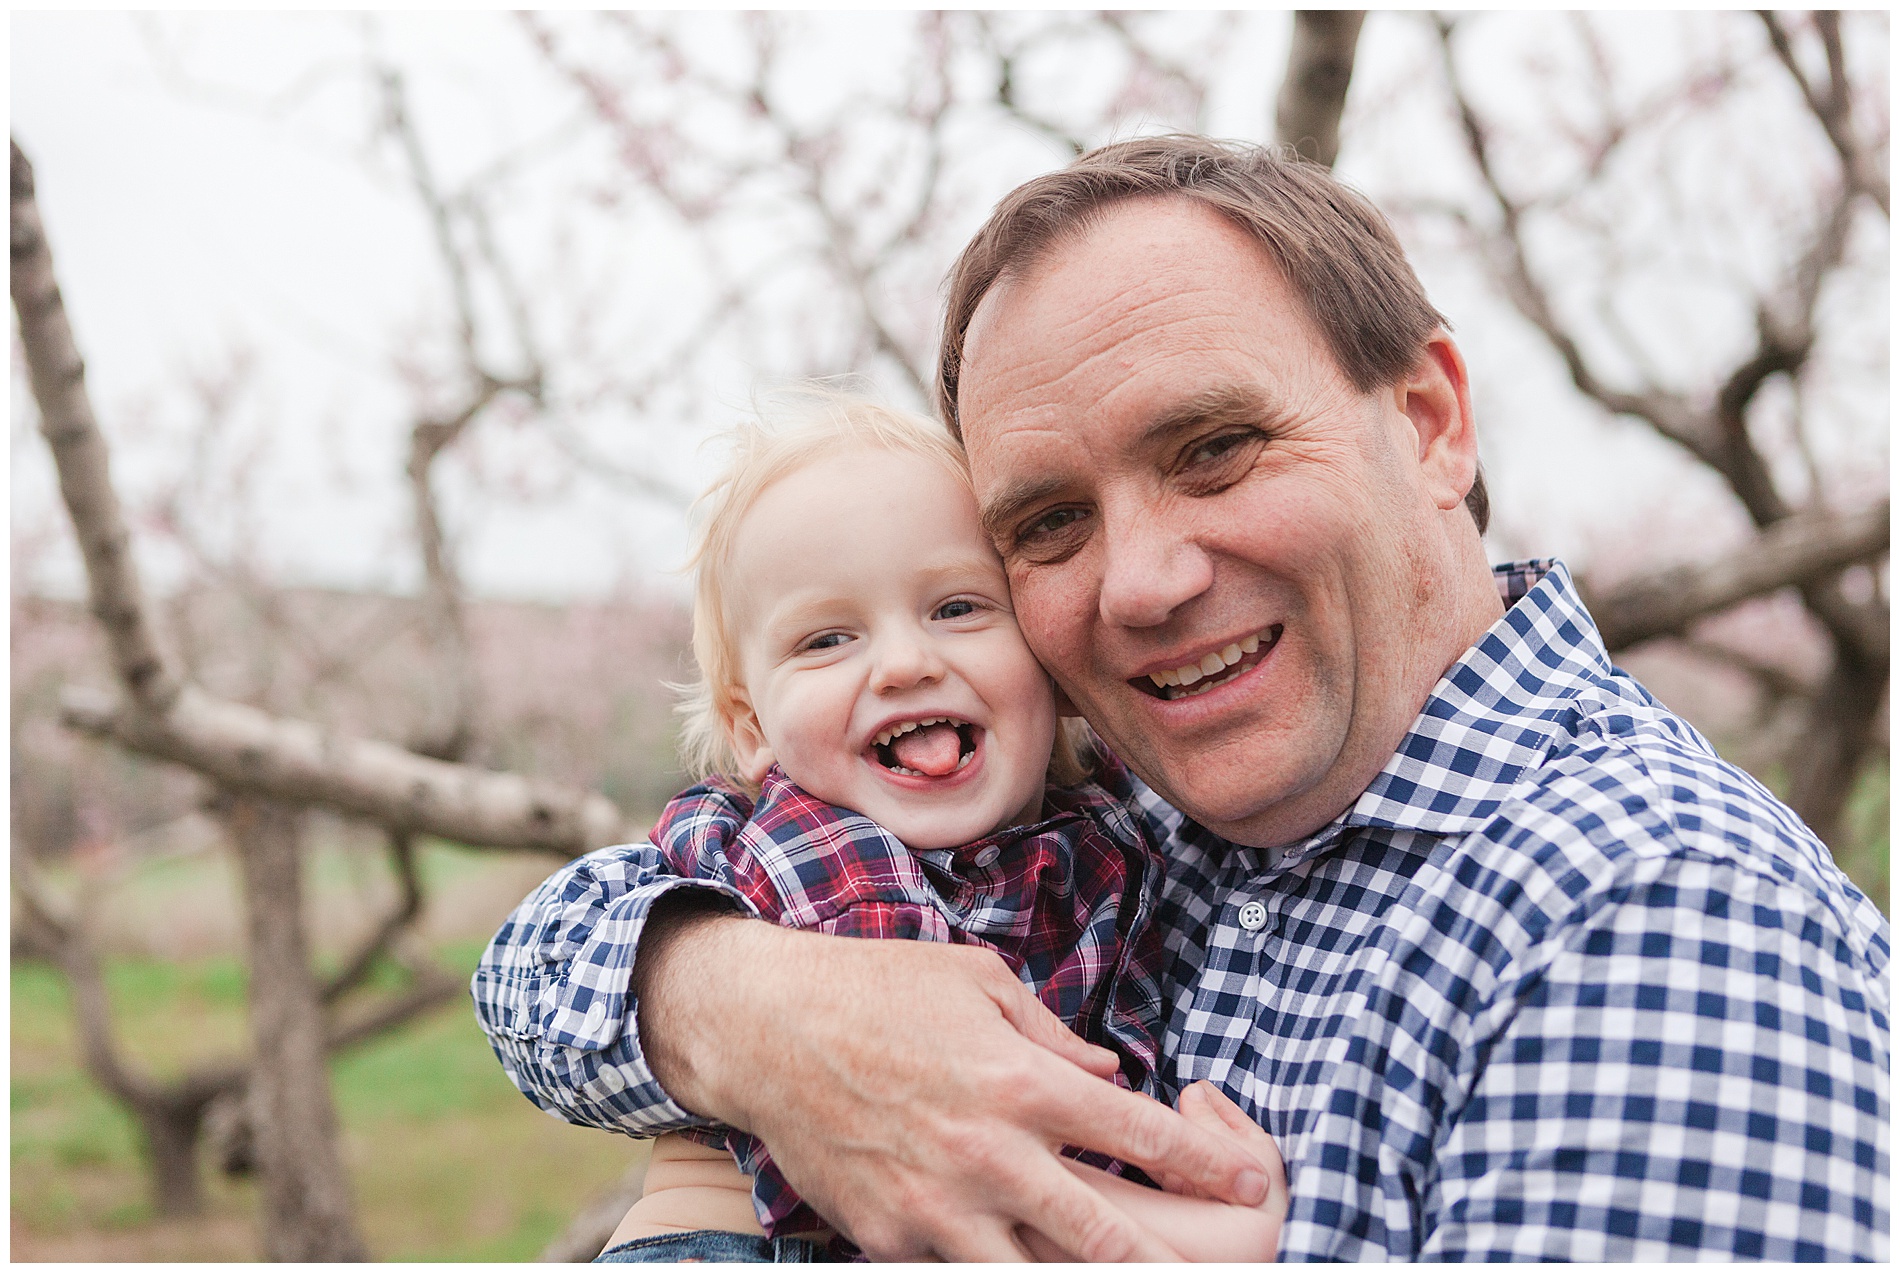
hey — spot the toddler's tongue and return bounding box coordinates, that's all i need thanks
[890,722,963,776]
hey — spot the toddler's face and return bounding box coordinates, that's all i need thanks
[725,444,1057,849]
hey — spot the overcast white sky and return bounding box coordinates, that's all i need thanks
[11,12,1888,605]
[14,12,715,600]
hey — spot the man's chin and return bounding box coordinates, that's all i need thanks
[1124,744,1337,849]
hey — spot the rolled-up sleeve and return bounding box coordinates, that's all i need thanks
[471,842,752,1137]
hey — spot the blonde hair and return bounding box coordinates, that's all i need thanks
[676,387,1090,793]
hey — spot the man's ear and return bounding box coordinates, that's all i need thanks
[1395,330,1479,513]
[725,695,777,784]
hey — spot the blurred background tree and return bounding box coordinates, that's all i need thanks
[11,10,1886,1262]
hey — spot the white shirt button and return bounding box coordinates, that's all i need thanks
[1238,900,1269,932]
[583,1002,606,1033]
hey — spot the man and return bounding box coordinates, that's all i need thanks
[475,137,1889,1260]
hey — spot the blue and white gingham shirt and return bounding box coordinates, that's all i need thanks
[473,560,1890,1261]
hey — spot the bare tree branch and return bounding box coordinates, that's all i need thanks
[320,829,425,1004]
[1276,11,1367,168]
[376,63,552,761]
[12,843,248,1215]
[1676,635,1819,704]
[326,968,463,1051]
[12,137,630,856]
[1587,498,1889,649]
[59,684,627,852]
[10,139,180,714]
[743,28,933,400]
[1431,15,1860,531]
[975,13,1088,157]
[1758,11,1889,216]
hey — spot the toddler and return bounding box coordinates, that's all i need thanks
[598,394,1283,1262]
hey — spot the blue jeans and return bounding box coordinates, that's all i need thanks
[595,1230,840,1263]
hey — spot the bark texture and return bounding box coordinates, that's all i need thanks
[1587,499,1890,651]
[11,139,179,713]
[226,796,368,1262]
[58,683,627,852]
[1275,12,1366,168]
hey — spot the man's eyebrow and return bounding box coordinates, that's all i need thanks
[979,475,1069,546]
[1134,384,1276,456]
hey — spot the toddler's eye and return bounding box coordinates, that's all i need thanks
[801,632,851,652]
[933,599,978,620]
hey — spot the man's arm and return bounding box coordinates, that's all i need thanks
[1414,859,1890,1262]
[633,904,1277,1261]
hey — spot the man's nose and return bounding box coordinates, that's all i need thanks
[869,626,947,693]
[1097,508,1213,629]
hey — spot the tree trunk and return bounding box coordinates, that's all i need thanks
[136,1096,212,1217]
[1275,11,1366,169]
[226,795,368,1261]
[1785,645,1887,851]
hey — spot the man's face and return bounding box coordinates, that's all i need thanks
[958,198,1467,847]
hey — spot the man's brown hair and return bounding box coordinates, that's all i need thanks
[937,134,1488,532]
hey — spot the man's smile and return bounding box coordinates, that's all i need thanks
[1131,625,1283,701]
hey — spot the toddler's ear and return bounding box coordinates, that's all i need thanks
[725,697,776,784]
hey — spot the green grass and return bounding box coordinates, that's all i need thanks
[11,856,644,1262]
[1836,760,1890,914]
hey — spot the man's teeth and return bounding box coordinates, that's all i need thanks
[1147,631,1270,696]
[872,716,963,748]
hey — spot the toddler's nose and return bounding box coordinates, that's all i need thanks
[870,628,946,692]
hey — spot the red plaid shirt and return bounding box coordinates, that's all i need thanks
[650,762,1165,1244]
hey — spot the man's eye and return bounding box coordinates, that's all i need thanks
[1012,505,1093,564]
[933,599,978,620]
[1188,433,1248,463]
[800,632,851,652]
[1178,430,1264,492]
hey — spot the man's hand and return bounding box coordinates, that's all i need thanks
[633,905,1273,1260]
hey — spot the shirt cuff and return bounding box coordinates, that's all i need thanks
[474,852,756,1138]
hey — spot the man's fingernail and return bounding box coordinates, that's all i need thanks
[1236,1168,1269,1204]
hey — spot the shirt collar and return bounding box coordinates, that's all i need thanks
[1223,559,1614,876]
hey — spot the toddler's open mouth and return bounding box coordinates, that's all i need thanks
[870,717,978,778]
